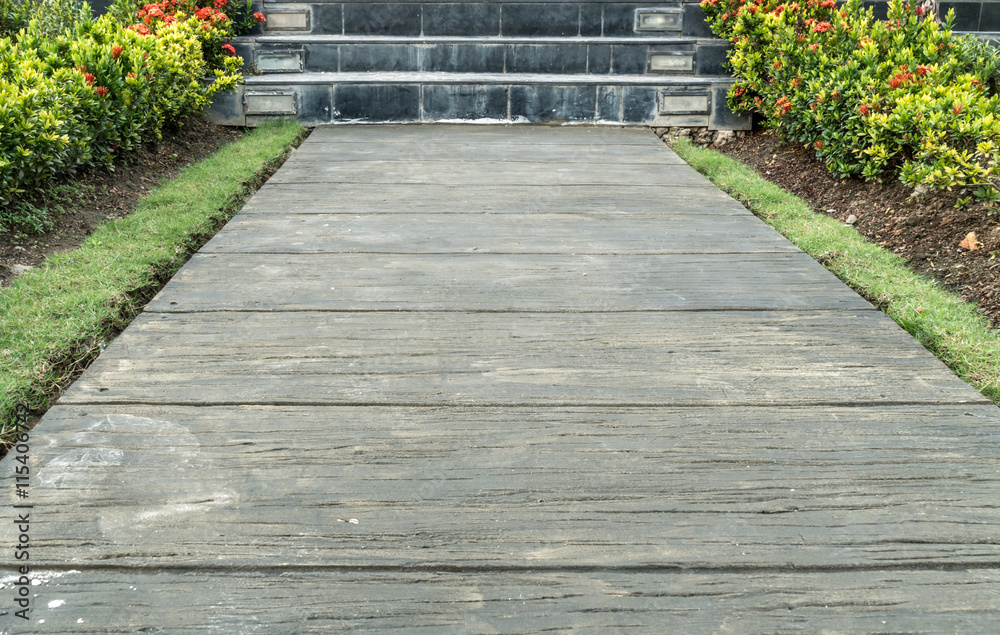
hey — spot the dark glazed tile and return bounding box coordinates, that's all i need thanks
[597,85,622,122]
[502,3,580,36]
[312,4,343,34]
[602,4,639,35]
[696,42,730,76]
[611,45,648,74]
[622,86,657,123]
[941,2,980,30]
[298,85,335,125]
[682,3,714,37]
[234,42,254,72]
[334,84,420,121]
[304,43,339,72]
[710,84,751,130]
[510,85,597,122]
[339,44,419,72]
[580,3,603,35]
[343,3,421,35]
[861,1,889,20]
[506,45,590,74]
[980,1,1000,30]
[424,4,501,35]
[588,45,612,74]
[423,85,509,120]
[423,44,504,73]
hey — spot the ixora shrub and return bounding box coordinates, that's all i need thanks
[0,0,243,231]
[702,0,1000,201]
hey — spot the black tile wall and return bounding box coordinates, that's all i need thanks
[423,44,505,73]
[343,3,421,35]
[311,4,343,34]
[696,42,729,76]
[510,85,597,121]
[304,44,339,71]
[682,3,714,37]
[597,85,623,121]
[942,1,981,29]
[506,44,590,73]
[424,3,501,36]
[581,3,604,35]
[334,84,420,120]
[611,45,648,74]
[981,1,1000,30]
[423,84,510,119]
[502,3,580,36]
[622,86,657,122]
[588,45,613,74]
[339,44,420,71]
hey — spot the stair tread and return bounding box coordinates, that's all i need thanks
[243,35,716,45]
[244,71,730,85]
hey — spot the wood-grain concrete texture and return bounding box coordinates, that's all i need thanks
[3,124,1000,632]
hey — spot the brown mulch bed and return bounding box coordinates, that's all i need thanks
[717,129,1000,327]
[0,118,245,288]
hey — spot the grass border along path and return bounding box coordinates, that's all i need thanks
[669,137,1000,405]
[0,121,307,447]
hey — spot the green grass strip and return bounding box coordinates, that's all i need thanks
[669,137,1000,404]
[0,120,306,444]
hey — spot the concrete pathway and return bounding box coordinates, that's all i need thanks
[3,125,1000,631]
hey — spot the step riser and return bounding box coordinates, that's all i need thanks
[237,41,728,76]
[209,82,749,128]
[257,2,712,38]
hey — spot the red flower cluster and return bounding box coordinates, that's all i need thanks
[887,70,914,89]
[112,45,123,58]
[775,95,792,116]
[96,86,110,97]
[253,11,266,22]
[221,43,236,55]
[811,21,832,32]
[813,139,824,150]
[953,101,963,115]
[859,104,870,116]
[917,65,931,76]
[83,72,96,86]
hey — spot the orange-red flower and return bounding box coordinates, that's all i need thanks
[111,45,123,59]
[96,86,109,97]
[859,104,870,116]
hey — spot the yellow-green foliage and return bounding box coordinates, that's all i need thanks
[0,10,241,229]
[702,0,1000,200]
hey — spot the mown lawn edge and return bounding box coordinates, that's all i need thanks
[669,137,1000,405]
[0,120,308,446]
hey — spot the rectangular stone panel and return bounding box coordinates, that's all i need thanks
[256,50,304,72]
[263,9,310,30]
[610,44,647,73]
[244,90,297,115]
[648,52,694,72]
[634,7,682,30]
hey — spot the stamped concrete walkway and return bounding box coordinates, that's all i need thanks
[4,125,1000,631]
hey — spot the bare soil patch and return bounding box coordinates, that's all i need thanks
[0,118,245,287]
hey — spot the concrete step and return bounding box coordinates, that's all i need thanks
[256,1,712,39]
[206,72,750,128]
[234,36,729,77]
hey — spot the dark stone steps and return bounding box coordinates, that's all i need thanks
[208,72,749,127]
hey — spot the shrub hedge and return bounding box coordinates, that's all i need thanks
[0,0,244,231]
[702,0,1000,201]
